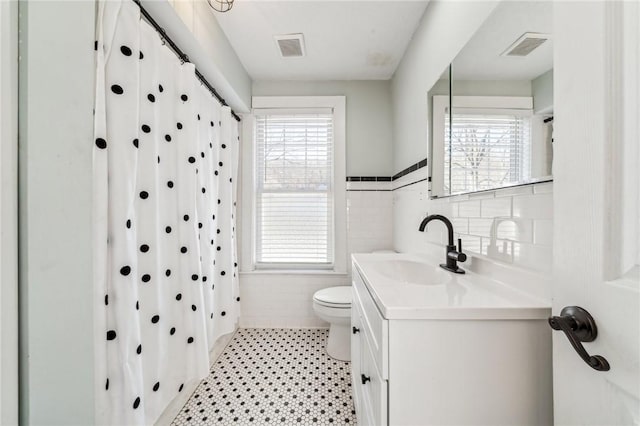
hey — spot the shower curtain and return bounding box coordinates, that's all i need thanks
[93,1,240,424]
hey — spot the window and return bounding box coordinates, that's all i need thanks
[445,110,532,194]
[243,97,346,271]
[254,111,334,265]
[431,96,534,197]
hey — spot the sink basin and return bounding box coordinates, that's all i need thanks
[371,260,452,285]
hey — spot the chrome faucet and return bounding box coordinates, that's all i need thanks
[418,214,467,274]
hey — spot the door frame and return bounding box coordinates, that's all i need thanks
[0,0,19,424]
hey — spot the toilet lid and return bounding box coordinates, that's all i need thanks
[313,286,352,307]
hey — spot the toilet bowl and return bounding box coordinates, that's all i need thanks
[312,286,352,361]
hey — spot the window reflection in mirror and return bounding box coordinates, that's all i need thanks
[429,1,553,198]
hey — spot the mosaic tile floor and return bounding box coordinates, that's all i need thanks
[172,328,357,425]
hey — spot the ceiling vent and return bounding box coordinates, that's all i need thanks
[501,32,551,57]
[274,34,306,58]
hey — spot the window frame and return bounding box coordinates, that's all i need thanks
[240,96,347,273]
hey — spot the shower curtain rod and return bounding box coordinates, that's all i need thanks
[132,0,242,122]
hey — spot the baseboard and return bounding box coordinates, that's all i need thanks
[154,328,238,425]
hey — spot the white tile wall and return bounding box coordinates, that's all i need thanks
[347,190,394,270]
[394,178,554,299]
[480,197,512,218]
[458,200,481,217]
[513,193,553,219]
[452,184,554,273]
[238,190,394,328]
[239,272,349,328]
[533,219,553,246]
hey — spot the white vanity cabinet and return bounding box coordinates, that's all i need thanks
[350,255,553,426]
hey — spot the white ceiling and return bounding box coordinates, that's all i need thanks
[214,1,430,81]
[452,1,553,81]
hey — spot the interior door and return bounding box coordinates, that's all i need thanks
[553,1,639,424]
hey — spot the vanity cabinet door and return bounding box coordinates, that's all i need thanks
[351,287,364,417]
[359,331,388,426]
[352,265,388,425]
[352,266,389,379]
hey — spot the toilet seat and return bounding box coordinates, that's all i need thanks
[313,286,352,308]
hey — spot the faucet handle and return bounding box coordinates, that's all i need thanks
[457,238,467,262]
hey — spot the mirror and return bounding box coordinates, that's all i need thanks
[429,1,553,198]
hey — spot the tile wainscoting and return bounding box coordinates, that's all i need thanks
[452,183,553,273]
[239,273,349,328]
[346,189,394,273]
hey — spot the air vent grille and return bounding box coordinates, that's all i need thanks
[274,34,306,58]
[501,32,550,57]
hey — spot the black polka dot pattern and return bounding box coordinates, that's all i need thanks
[120,45,132,56]
[170,329,356,425]
[96,138,107,149]
[95,12,242,423]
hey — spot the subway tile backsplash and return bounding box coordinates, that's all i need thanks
[456,200,481,218]
[347,190,394,265]
[394,179,554,275]
[454,187,553,272]
[513,193,553,219]
[480,197,512,218]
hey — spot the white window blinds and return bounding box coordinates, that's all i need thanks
[445,109,532,194]
[254,110,334,266]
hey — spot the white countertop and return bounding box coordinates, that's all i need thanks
[352,253,551,320]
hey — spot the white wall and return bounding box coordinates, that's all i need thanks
[0,1,19,424]
[391,0,553,297]
[18,1,96,424]
[532,69,554,113]
[253,80,394,176]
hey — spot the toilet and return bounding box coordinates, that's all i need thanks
[312,286,352,361]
